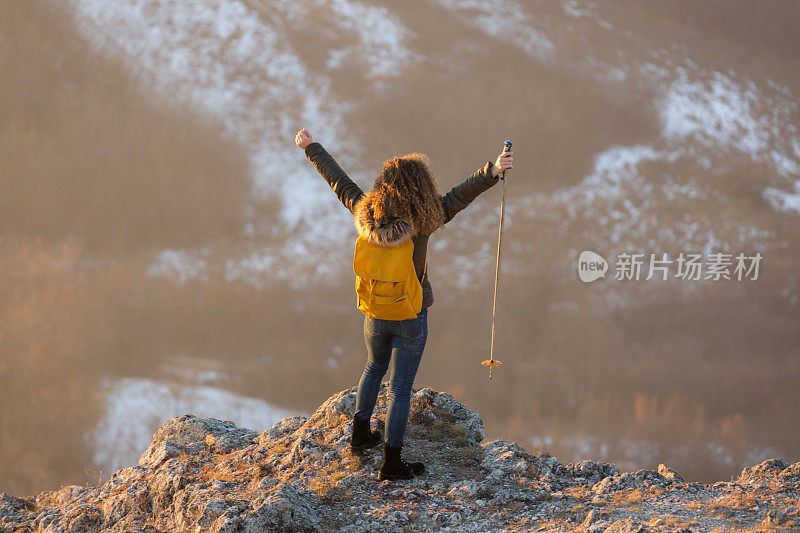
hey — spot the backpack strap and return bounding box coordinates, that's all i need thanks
[419,242,428,284]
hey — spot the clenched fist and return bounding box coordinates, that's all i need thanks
[295,128,313,149]
[491,150,514,178]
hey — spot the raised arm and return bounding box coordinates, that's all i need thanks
[441,148,514,224]
[296,129,364,214]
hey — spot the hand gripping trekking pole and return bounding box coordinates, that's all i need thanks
[483,140,512,381]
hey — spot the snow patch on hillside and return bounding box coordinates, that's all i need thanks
[548,144,662,246]
[659,68,800,175]
[320,0,416,79]
[148,249,210,284]
[764,182,800,215]
[65,0,800,288]
[431,0,555,61]
[92,377,301,473]
[67,0,412,230]
[661,69,769,156]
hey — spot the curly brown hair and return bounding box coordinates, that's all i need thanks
[372,152,446,236]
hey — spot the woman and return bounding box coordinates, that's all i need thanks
[295,128,513,481]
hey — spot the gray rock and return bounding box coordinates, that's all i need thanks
[139,414,255,468]
[603,518,647,532]
[2,387,797,533]
[252,482,321,532]
[0,493,35,518]
[412,387,485,444]
[738,458,789,483]
[570,460,620,482]
[580,509,612,531]
[260,415,309,443]
[657,463,684,483]
[481,439,565,486]
[447,480,480,498]
[592,468,667,494]
[762,509,787,526]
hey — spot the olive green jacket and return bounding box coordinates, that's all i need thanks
[304,142,501,309]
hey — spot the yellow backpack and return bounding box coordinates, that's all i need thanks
[353,234,427,320]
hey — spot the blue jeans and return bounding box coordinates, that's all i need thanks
[354,307,428,447]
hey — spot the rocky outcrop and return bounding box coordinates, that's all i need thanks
[1,384,798,532]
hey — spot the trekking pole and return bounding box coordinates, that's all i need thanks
[483,140,512,381]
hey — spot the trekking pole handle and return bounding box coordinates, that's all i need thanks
[501,140,512,180]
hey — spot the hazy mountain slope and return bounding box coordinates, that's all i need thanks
[0,2,252,253]
[64,0,800,296]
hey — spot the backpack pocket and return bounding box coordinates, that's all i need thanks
[369,280,408,305]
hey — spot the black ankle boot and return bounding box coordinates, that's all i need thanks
[378,443,425,480]
[349,415,382,452]
[407,457,425,476]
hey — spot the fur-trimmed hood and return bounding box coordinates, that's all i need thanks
[354,188,415,247]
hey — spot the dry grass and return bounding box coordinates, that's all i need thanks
[305,472,351,502]
[264,444,291,456]
[83,466,105,488]
[565,485,591,501]
[429,419,468,445]
[610,488,649,506]
[712,492,763,512]
[162,451,253,488]
[208,469,250,485]
[684,489,789,525]
[455,447,484,467]
[684,500,703,510]
[507,501,526,513]
[736,520,800,533]
[707,504,738,519]
[649,516,701,528]
[647,517,704,533]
